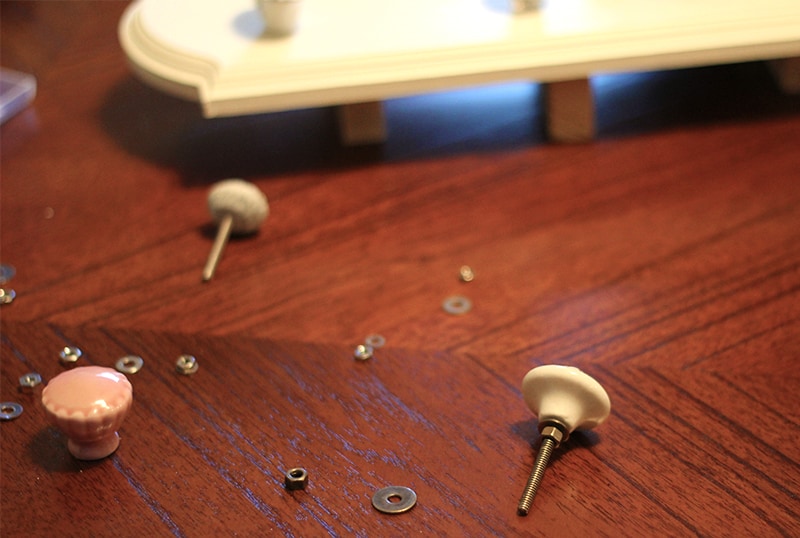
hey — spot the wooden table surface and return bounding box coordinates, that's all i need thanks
[2,2,799,536]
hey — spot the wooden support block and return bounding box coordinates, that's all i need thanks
[768,57,800,94]
[544,78,595,143]
[336,101,387,146]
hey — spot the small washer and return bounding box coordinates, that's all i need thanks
[0,402,23,421]
[372,486,417,514]
[0,264,16,285]
[115,355,144,374]
[442,295,472,315]
[364,334,386,349]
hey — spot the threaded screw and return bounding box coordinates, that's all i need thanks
[517,424,564,516]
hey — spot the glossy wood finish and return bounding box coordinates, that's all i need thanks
[2,2,799,536]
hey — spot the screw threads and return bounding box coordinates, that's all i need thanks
[517,436,556,516]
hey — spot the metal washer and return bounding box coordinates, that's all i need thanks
[442,295,472,315]
[364,334,386,349]
[115,355,144,374]
[0,402,23,421]
[372,486,417,514]
[0,264,16,285]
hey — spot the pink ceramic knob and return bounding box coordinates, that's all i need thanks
[42,366,133,460]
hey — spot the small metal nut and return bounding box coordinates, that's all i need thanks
[59,346,82,364]
[540,424,565,445]
[175,354,199,375]
[353,344,373,361]
[0,288,16,305]
[19,372,42,388]
[459,265,475,282]
[284,468,308,490]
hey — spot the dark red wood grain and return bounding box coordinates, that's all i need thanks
[2,2,799,536]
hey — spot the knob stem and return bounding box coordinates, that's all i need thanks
[202,213,234,281]
[517,423,564,516]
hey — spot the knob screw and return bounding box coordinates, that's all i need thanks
[516,365,611,516]
[203,179,269,281]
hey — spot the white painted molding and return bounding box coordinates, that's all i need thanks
[119,0,800,118]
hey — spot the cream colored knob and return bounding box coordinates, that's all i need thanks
[521,364,611,437]
[203,179,269,281]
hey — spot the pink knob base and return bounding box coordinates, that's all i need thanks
[42,366,133,461]
[67,432,121,460]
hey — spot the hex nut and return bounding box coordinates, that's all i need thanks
[0,288,16,305]
[284,468,308,490]
[459,265,475,282]
[59,346,82,364]
[19,372,42,389]
[540,424,566,445]
[353,344,373,361]
[175,354,199,375]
